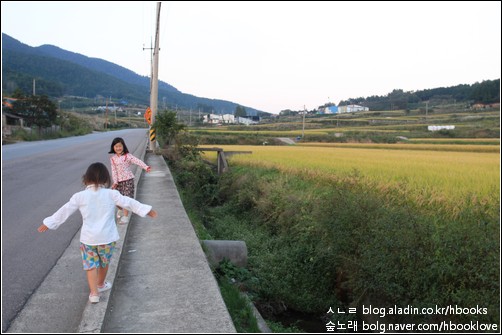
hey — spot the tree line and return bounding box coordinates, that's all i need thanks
[338,79,500,111]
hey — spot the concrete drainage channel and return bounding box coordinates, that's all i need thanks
[202,240,271,333]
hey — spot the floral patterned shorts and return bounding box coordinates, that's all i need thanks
[80,242,116,270]
[116,178,135,198]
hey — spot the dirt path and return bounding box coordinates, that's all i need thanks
[277,137,296,145]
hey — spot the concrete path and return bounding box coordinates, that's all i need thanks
[100,152,235,333]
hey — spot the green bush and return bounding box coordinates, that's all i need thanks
[171,154,219,208]
[209,166,500,325]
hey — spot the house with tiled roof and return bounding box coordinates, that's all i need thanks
[2,97,26,137]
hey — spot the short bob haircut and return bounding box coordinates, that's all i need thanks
[108,137,130,154]
[82,162,111,188]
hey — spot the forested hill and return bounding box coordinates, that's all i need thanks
[1,33,266,116]
[338,79,499,111]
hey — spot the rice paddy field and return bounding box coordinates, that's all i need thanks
[202,144,500,212]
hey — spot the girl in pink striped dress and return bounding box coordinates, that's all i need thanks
[109,137,151,224]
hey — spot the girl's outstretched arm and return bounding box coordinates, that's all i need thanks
[128,154,150,172]
[147,210,158,218]
[38,224,49,233]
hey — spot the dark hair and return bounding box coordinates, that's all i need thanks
[82,162,111,187]
[108,137,129,154]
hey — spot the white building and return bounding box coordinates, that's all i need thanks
[203,114,222,124]
[427,125,455,131]
[202,114,259,125]
[338,104,369,113]
[221,114,235,124]
[236,117,258,125]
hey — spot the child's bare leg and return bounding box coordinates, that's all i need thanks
[86,268,99,296]
[116,207,124,219]
[97,264,109,287]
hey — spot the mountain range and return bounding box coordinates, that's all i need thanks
[1,33,265,116]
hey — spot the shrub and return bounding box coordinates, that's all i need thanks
[210,166,500,325]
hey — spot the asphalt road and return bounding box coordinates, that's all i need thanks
[1,129,149,332]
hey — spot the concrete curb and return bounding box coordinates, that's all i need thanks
[77,136,149,333]
[250,300,272,333]
[99,151,236,332]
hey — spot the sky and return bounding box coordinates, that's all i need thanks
[1,1,501,114]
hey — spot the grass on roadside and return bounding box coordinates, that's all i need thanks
[217,276,261,333]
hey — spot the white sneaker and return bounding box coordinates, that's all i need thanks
[119,215,130,225]
[98,281,112,293]
[89,294,100,304]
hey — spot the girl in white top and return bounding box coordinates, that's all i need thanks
[109,137,151,224]
[38,162,157,303]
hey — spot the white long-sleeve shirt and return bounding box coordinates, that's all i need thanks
[43,185,152,245]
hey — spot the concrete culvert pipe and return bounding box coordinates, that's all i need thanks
[202,240,248,268]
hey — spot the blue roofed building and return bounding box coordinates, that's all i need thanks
[318,105,339,114]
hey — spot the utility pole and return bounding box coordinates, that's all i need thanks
[149,2,161,151]
[302,105,306,139]
[425,101,429,122]
[105,97,109,129]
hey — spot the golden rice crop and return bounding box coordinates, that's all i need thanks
[298,142,500,153]
[409,138,500,144]
[202,145,500,209]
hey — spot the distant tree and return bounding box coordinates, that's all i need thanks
[11,93,58,128]
[12,88,26,98]
[153,109,186,146]
[470,79,500,103]
[234,105,247,117]
[388,89,408,110]
[279,109,298,116]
